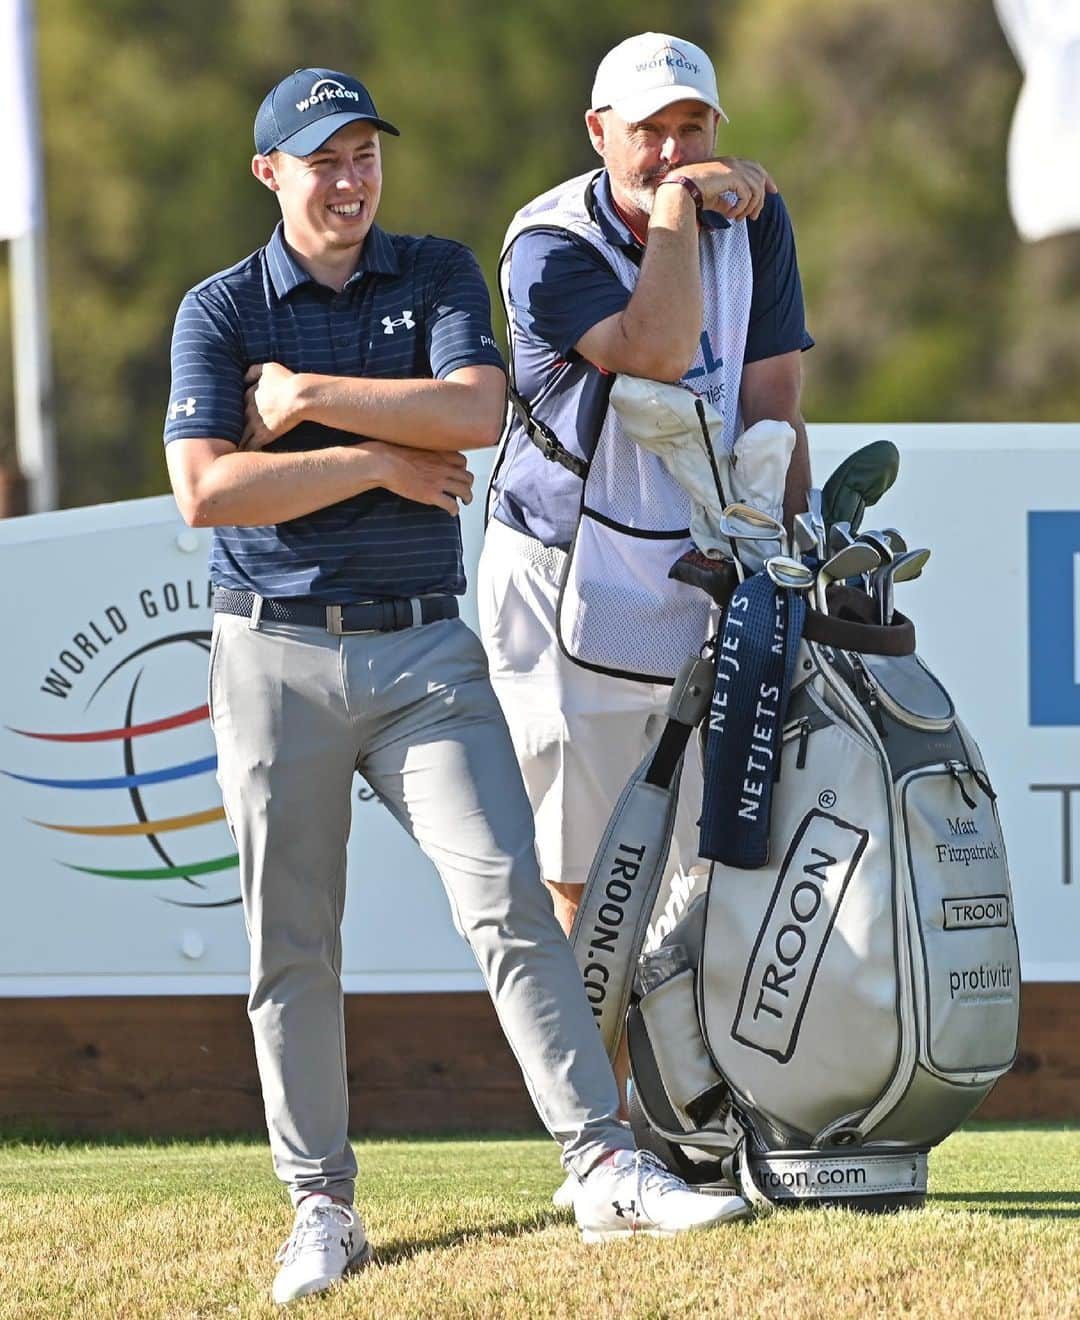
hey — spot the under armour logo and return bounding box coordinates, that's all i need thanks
[382,310,415,334]
[168,397,197,419]
[341,1231,355,1253]
[612,1199,637,1220]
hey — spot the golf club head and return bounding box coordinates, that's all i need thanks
[765,555,815,591]
[821,542,882,581]
[857,530,894,564]
[806,488,826,555]
[793,512,819,559]
[815,542,882,614]
[875,547,931,624]
[718,502,785,542]
[892,546,931,583]
[882,527,908,556]
[828,520,855,554]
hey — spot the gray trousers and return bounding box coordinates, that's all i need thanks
[209,611,631,1205]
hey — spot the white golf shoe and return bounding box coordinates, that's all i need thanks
[271,1195,372,1305]
[552,1173,577,1208]
[574,1149,751,1242]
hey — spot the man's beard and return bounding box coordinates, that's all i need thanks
[622,166,670,216]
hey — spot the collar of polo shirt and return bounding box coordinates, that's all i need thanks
[265,221,401,298]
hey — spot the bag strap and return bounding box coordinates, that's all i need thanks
[569,653,715,1057]
[507,385,590,480]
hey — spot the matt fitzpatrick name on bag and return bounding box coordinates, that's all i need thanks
[936,840,1000,866]
[581,841,647,1019]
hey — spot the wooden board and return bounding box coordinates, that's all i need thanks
[0,986,1076,1136]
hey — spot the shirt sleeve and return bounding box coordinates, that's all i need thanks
[163,286,247,445]
[424,242,507,380]
[744,192,815,365]
[507,228,631,359]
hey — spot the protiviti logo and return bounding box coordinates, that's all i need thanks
[296,79,362,113]
[635,45,700,76]
[1,577,239,909]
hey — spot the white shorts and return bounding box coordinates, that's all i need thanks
[477,516,708,902]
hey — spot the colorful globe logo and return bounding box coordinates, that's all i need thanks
[3,629,239,909]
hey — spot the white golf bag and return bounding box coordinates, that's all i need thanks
[572,586,1020,1211]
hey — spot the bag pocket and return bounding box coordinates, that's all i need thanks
[637,959,727,1131]
[900,760,1020,1078]
[556,509,713,682]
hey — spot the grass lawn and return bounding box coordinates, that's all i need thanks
[0,1124,1077,1319]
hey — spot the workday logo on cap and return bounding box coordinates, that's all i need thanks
[255,67,400,158]
[295,77,363,113]
[634,42,701,77]
[591,32,728,125]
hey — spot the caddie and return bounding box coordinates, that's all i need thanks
[478,32,814,1101]
[163,65,750,1307]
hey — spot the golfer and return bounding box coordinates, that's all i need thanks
[164,67,750,1306]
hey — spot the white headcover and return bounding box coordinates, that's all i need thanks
[609,375,733,560]
[611,376,795,573]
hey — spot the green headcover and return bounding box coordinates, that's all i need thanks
[822,440,901,534]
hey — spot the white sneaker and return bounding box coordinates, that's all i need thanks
[574,1149,751,1242]
[271,1195,372,1305]
[552,1173,577,1208]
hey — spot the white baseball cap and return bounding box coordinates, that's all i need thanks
[590,33,728,124]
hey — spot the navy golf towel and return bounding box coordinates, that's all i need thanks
[700,572,806,868]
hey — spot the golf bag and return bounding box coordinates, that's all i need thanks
[572,586,1020,1211]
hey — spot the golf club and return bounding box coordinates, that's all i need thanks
[717,502,785,582]
[793,511,819,563]
[765,554,816,592]
[873,546,931,624]
[806,488,827,559]
[816,542,881,613]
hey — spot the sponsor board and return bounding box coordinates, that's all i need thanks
[0,425,1078,992]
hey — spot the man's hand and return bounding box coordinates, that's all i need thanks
[241,362,304,450]
[379,444,475,516]
[676,157,777,222]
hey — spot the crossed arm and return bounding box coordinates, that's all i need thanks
[166,363,505,528]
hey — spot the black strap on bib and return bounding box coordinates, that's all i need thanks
[507,386,589,479]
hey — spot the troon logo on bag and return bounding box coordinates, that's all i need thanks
[942,894,1010,930]
[733,811,868,1063]
[581,841,648,1021]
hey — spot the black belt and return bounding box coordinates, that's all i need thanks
[213,588,458,635]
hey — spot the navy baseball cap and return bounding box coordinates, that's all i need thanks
[254,68,400,157]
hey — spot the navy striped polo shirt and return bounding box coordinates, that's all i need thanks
[164,221,504,601]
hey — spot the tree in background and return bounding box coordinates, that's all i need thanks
[0,0,1076,508]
